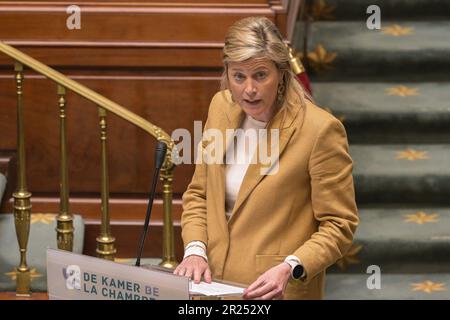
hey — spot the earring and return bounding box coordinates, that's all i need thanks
[277,81,285,102]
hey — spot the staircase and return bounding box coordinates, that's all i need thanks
[294,0,450,299]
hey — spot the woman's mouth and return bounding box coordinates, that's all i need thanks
[244,99,262,106]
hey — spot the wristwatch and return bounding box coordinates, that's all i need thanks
[284,257,305,280]
[292,264,305,280]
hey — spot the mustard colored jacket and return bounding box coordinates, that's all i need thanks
[181,90,359,299]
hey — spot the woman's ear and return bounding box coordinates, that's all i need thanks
[278,70,285,84]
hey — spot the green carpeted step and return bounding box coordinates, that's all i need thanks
[327,207,450,274]
[294,21,450,81]
[350,144,450,204]
[317,0,450,21]
[313,82,450,143]
[325,273,450,299]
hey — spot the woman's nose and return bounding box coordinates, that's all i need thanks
[244,80,257,97]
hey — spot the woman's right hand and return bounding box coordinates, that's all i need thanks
[173,255,212,284]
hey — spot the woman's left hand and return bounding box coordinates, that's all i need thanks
[243,262,291,300]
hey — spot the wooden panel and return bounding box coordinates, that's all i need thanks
[83,220,184,260]
[2,196,184,221]
[0,73,219,195]
[1,1,268,5]
[0,3,278,43]
[0,45,224,68]
[0,151,14,177]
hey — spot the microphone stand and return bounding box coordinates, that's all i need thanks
[135,141,167,267]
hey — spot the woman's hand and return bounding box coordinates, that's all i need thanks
[173,255,212,284]
[243,262,291,300]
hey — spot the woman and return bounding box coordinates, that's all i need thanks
[174,16,359,300]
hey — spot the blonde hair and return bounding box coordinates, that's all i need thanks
[221,16,308,118]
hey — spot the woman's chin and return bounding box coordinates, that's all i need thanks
[241,108,259,118]
[242,106,270,120]
[241,102,263,113]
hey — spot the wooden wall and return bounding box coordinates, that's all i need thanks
[0,0,289,259]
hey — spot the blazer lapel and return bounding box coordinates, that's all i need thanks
[227,103,301,225]
[212,96,246,237]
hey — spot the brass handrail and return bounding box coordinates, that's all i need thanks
[0,42,175,156]
[0,41,179,295]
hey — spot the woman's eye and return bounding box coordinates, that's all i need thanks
[234,73,245,81]
[255,72,267,80]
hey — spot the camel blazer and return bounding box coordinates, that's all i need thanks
[181,90,359,299]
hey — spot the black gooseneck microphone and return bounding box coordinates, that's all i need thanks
[135,141,167,267]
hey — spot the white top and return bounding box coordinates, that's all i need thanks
[224,114,268,220]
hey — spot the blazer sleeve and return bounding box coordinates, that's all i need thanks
[180,95,218,247]
[294,116,359,283]
[181,140,208,247]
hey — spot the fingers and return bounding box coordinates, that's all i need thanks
[244,277,264,295]
[173,265,186,276]
[244,263,291,300]
[255,288,281,300]
[173,256,211,284]
[244,281,274,300]
[193,268,202,284]
[204,267,212,283]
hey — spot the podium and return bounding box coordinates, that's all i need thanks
[46,249,245,300]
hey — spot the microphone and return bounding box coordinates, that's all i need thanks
[135,141,167,267]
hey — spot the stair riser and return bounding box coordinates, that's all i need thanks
[327,241,450,274]
[308,57,450,82]
[354,176,450,204]
[318,0,450,21]
[345,123,450,144]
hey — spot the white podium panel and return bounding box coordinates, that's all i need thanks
[46,248,190,300]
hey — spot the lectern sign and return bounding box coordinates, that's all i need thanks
[47,248,190,300]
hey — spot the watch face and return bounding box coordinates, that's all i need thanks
[293,264,304,279]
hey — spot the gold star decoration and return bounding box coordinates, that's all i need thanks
[305,44,337,72]
[411,281,447,293]
[4,268,43,281]
[396,149,429,161]
[386,85,419,97]
[311,0,336,20]
[382,24,414,36]
[324,107,345,123]
[404,211,439,225]
[335,243,363,271]
[31,213,57,225]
